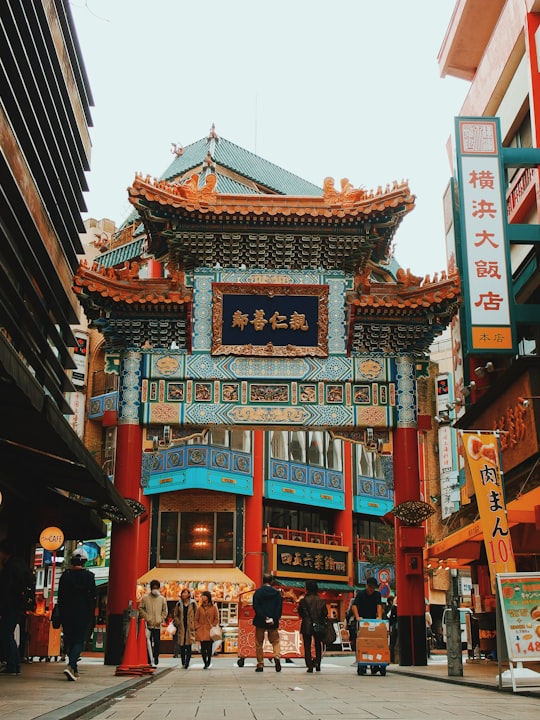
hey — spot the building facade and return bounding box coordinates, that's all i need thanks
[424,0,540,650]
[76,128,459,665]
[0,0,132,560]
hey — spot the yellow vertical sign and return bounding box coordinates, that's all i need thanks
[461,431,516,592]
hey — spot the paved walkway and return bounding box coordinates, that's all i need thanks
[1,653,539,720]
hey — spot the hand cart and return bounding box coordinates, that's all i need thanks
[236,591,303,667]
[356,619,389,676]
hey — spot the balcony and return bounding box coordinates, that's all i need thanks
[506,166,538,224]
[266,525,343,546]
[354,537,394,563]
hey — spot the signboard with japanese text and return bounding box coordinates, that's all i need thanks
[496,572,540,663]
[268,539,350,583]
[454,118,515,354]
[211,282,329,357]
[461,431,516,591]
[435,373,460,519]
[71,333,88,387]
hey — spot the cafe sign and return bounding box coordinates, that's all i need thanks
[212,282,329,357]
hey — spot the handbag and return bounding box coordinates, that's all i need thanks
[51,604,61,630]
[167,620,176,635]
[210,624,222,641]
[306,600,327,640]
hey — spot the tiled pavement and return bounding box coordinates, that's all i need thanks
[1,653,539,720]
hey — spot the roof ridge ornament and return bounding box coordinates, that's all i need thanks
[171,142,184,157]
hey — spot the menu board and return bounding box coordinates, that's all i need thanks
[496,572,540,662]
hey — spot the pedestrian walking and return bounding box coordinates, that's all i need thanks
[387,595,398,663]
[351,577,383,674]
[0,540,34,676]
[57,547,96,681]
[252,573,282,673]
[138,579,167,667]
[195,590,219,669]
[173,588,197,668]
[425,601,433,658]
[298,579,328,673]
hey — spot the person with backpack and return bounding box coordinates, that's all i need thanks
[0,539,34,676]
[57,547,96,681]
[298,579,328,673]
[173,588,197,668]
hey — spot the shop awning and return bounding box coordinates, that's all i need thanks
[425,484,540,566]
[276,579,356,592]
[138,566,255,587]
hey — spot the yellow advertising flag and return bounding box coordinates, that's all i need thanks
[461,431,516,592]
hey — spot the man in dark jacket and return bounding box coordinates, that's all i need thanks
[57,547,96,681]
[252,573,282,672]
[0,540,32,676]
[352,576,384,674]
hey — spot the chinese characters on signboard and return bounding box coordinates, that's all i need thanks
[211,283,329,357]
[461,431,516,591]
[455,119,514,353]
[272,541,349,582]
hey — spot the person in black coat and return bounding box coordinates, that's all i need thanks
[252,573,282,672]
[0,540,32,675]
[298,580,328,673]
[57,547,96,681]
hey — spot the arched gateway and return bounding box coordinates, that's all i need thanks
[75,129,459,666]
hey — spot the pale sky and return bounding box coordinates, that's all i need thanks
[71,0,468,277]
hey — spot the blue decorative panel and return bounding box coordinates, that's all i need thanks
[290,465,307,484]
[309,468,325,487]
[187,448,208,466]
[327,473,343,491]
[88,392,118,419]
[144,467,253,496]
[270,460,289,481]
[265,481,345,509]
[211,450,230,470]
[353,495,394,516]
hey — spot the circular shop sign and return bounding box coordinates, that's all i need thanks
[40,526,64,551]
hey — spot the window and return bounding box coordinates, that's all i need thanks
[207,429,251,452]
[269,431,342,470]
[355,444,384,480]
[159,511,235,563]
[264,504,331,534]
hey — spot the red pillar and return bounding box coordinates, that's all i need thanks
[105,351,143,665]
[393,425,427,666]
[146,259,163,279]
[334,441,354,586]
[244,429,264,583]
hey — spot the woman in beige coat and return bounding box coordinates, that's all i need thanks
[173,588,197,668]
[195,590,219,669]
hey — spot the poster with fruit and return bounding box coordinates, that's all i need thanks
[461,431,516,592]
[497,573,540,662]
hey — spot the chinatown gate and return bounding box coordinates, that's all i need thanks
[75,131,460,666]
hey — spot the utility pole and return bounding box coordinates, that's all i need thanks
[447,569,463,676]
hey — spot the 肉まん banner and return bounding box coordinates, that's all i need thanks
[461,431,516,591]
[496,573,540,662]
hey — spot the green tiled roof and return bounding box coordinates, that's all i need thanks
[96,238,144,268]
[161,135,322,196]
